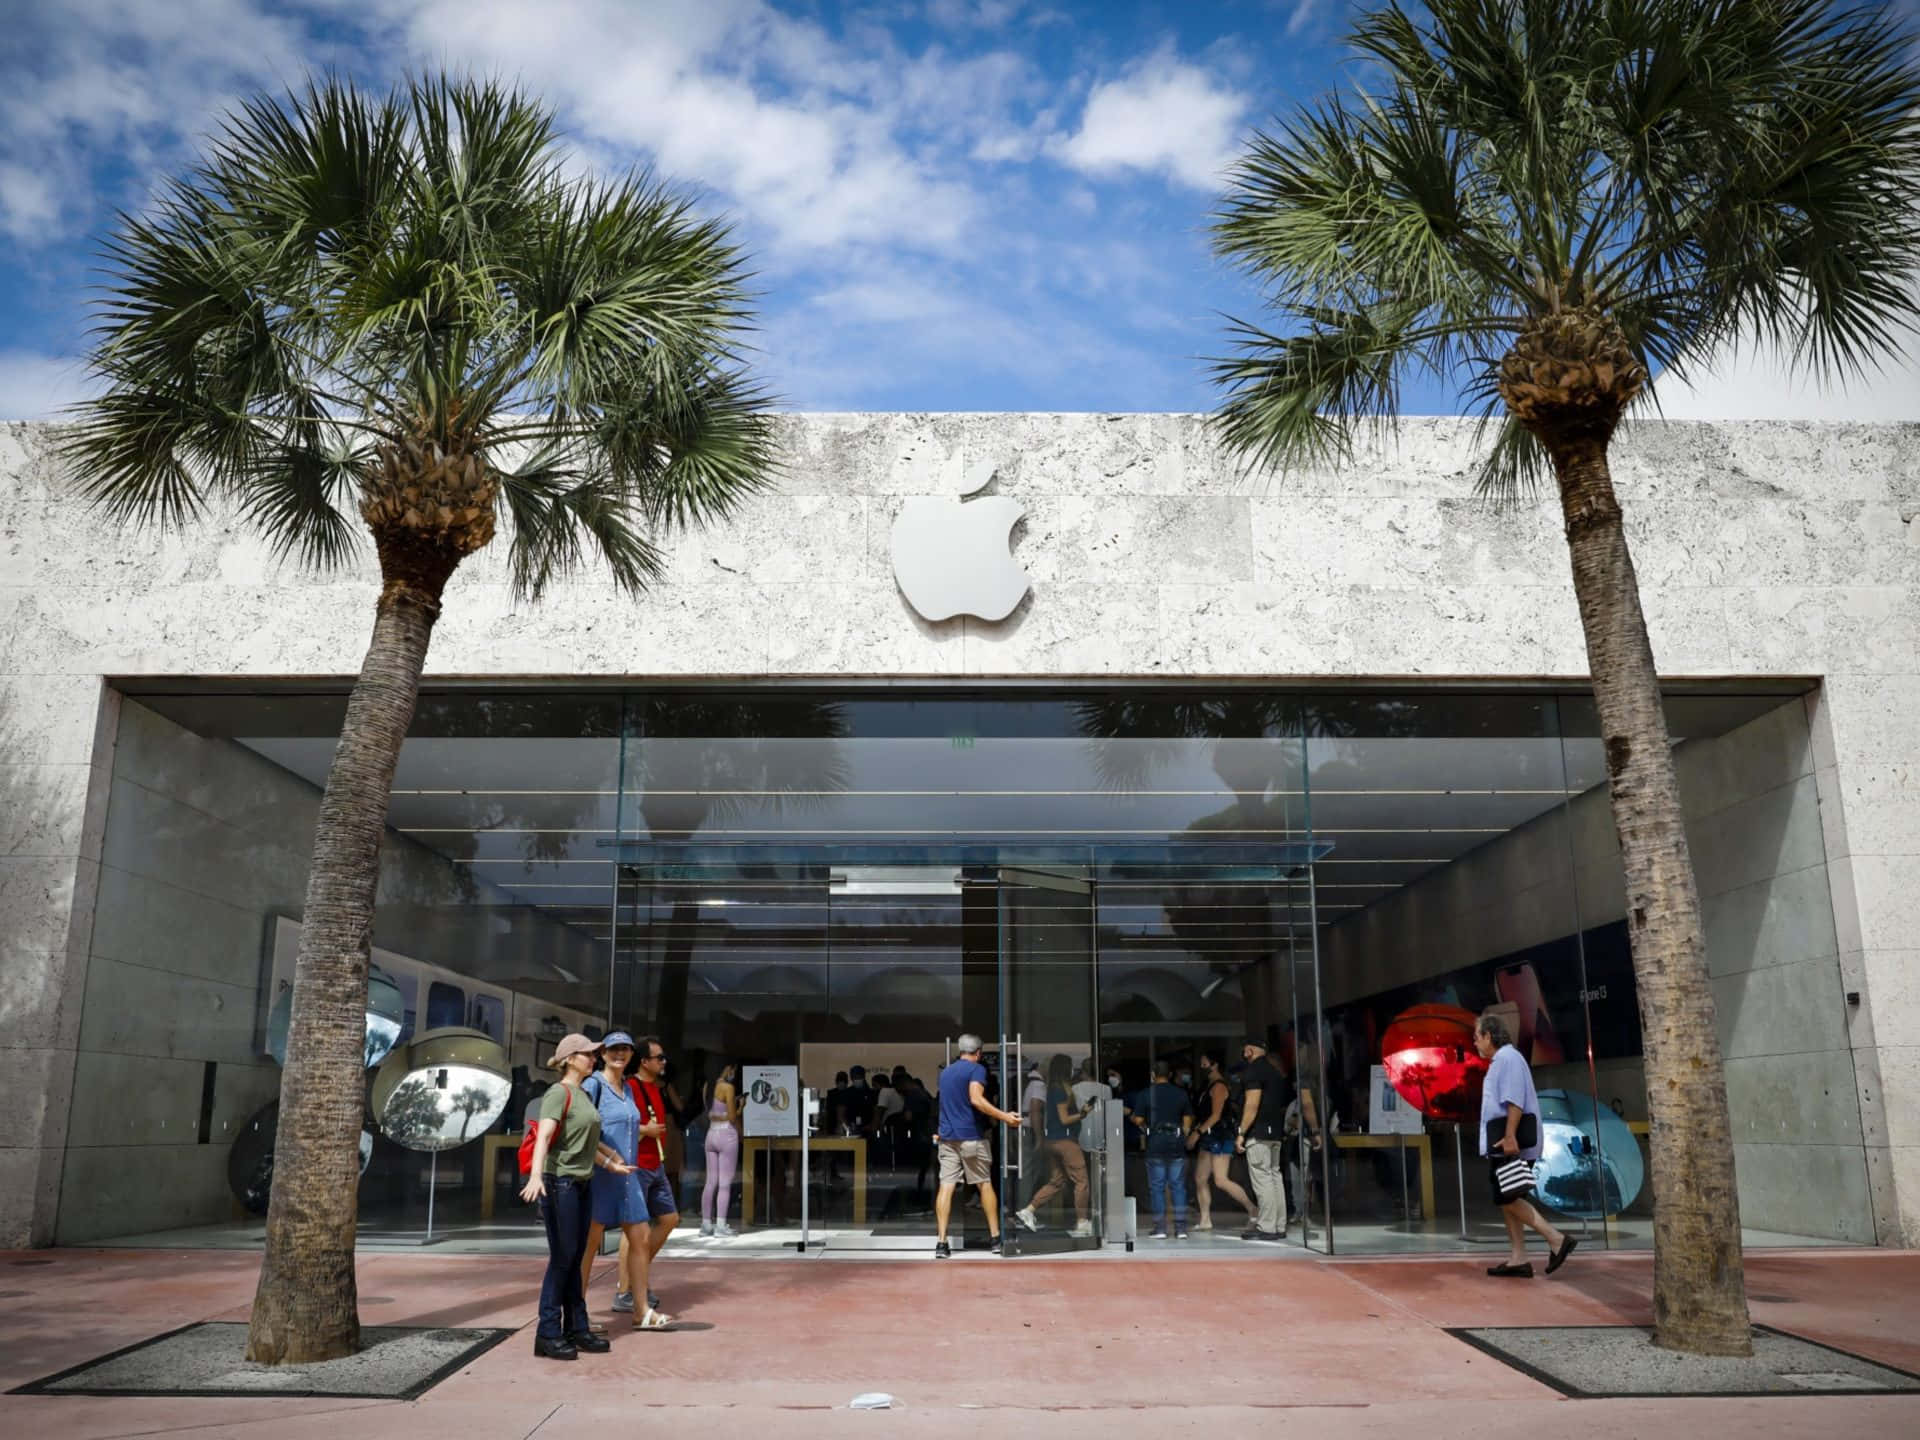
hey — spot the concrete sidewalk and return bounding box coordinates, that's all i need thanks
[1,1246,1916,1436]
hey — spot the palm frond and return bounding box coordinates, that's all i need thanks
[497,444,665,599]
[1210,0,1920,482]
[64,70,777,596]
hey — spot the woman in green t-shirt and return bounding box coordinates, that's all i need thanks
[520,1033,633,1360]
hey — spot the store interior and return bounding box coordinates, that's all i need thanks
[71,684,1869,1256]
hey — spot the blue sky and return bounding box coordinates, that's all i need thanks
[0,0,1913,421]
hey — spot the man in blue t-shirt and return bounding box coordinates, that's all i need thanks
[932,1034,1024,1258]
[1475,1011,1575,1279]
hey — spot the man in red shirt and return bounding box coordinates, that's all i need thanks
[619,1035,681,1315]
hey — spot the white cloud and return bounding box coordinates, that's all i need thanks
[0,351,97,421]
[1056,48,1250,191]
[926,0,1026,28]
[350,0,1023,256]
[0,0,314,242]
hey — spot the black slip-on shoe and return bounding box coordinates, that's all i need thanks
[567,1331,611,1353]
[1487,1261,1534,1278]
[1547,1235,1578,1275]
[534,1335,579,1360]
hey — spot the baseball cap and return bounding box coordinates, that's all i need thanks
[547,1032,602,1069]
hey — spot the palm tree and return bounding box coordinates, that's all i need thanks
[1209,0,1919,1356]
[62,75,777,1364]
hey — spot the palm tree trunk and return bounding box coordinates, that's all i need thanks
[245,580,441,1364]
[1551,436,1751,1358]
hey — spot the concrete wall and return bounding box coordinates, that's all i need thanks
[52,698,602,1244]
[4,414,1919,1245]
[1320,698,1869,1242]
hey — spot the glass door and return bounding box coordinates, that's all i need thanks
[998,867,1104,1255]
[813,865,967,1249]
[1288,867,1335,1253]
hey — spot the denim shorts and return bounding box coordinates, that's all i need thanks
[636,1164,678,1218]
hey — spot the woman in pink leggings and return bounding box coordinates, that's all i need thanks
[701,1062,741,1237]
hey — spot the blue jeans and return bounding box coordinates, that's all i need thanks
[1145,1155,1188,1228]
[536,1175,592,1340]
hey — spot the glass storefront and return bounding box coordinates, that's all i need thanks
[70,682,1870,1256]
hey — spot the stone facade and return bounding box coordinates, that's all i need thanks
[2,413,1917,1247]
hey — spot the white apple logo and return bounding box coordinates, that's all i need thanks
[890,456,1029,622]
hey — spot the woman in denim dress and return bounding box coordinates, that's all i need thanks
[580,1032,672,1328]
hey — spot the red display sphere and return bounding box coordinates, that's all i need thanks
[1381,1003,1487,1124]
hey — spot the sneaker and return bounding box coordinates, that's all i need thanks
[1148,1225,1169,1239]
[698,1221,713,1237]
[989,1235,1003,1255]
[714,1222,737,1238]
[934,1240,952,1259]
[1014,1206,1041,1232]
[1068,1220,1095,1238]
[1175,1227,1190,1240]
[610,1290,635,1313]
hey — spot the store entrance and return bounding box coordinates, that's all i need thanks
[611,853,1105,1251]
[610,841,1320,1255]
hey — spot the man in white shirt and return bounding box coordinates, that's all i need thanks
[1475,1011,1576,1278]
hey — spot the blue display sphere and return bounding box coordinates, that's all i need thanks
[1534,1087,1645,1218]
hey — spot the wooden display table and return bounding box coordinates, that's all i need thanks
[1333,1132,1436,1219]
[741,1136,867,1226]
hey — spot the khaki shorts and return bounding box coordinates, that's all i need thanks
[937,1138,991,1185]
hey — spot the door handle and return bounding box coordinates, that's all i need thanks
[1012,1033,1024,1180]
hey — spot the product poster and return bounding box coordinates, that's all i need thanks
[742,1064,799,1137]
[1368,1064,1426,1135]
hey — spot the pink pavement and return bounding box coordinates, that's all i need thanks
[0,1246,1916,1437]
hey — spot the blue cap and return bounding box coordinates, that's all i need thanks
[602,1031,636,1050]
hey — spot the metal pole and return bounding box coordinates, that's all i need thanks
[1306,865,1334,1256]
[426,1148,438,1242]
[799,1090,811,1253]
[1455,1125,1470,1240]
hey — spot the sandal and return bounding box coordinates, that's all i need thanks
[1486,1261,1534,1278]
[635,1306,676,1329]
